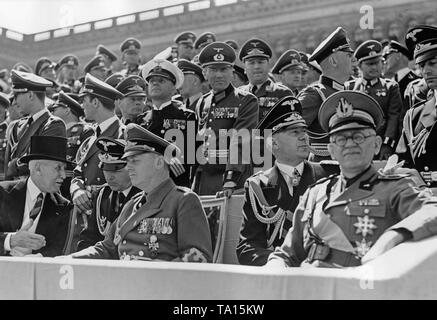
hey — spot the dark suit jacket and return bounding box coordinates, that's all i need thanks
[0,179,73,257]
[237,161,338,266]
[4,110,66,180]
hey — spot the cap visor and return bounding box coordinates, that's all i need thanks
[329,122,374,135]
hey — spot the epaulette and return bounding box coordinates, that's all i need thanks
[308,173,338,188]
[319,160,340,175]
[235,87,252,97]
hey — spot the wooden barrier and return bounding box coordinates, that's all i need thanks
[1,235,437,299]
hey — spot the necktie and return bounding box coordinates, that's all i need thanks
[29,193,44,220]
[115,192,126,216]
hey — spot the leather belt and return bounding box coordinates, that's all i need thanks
[307,243,361,267]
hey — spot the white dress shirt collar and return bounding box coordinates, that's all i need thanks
[98,115,118,133]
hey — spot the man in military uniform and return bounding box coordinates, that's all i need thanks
[96,44,118,78]
[239,38,293,123]
[69,124,212,262]
[0,93,9,180]
[298,27,354,160]
[177,59,205,112]
[397,25,437,188]
[345,40,403,160]
[55,54,80,93]
[115,75,147,124]
[4,70,66,180]
[83,55,107,81]
[76,137,140,251]
[135,58,195,188]
[193,42,259,196]
[237,96,337,266]
[35,57,56,81]
[119,38,142,77]
[266,90,437,268]
[70,74,124,215]
[271,49,305,96]
[49,91,94,198]
[174,31,197,61]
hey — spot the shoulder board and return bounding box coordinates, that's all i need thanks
[275,82,292,91]
[319,160,340,174]
[308,173,338,188]
[344,79,355,88]
[176,186,191,193]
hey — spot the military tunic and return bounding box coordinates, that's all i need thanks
[237,161,337,266]
[4,110,66,180]
[345,77,402,145]
[267,165,437,267]
[119,66,140,77]
[135,100,197,188]
[0,121,8,181]
[77,184,141,251]
[298,76,343,159]
[239,78,293,123]
[404,77,428,109]
[71,178,213,262]
[397,91,437,187]
[193,84,259,195]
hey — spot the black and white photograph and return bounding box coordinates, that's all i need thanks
[0,0,436,305]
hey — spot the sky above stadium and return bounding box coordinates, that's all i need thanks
[0,0,194,34]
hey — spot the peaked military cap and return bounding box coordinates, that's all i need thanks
[120,37,141,53]
[382,40,411,60]
[271,49,304,74]
[199,42,236,67]
[319,90,384,135]
[141,58,184,89]
[20,136,72,165]
[239,38,272,62]
[177,59,205,81]
[256,96,305,134]
[0,92,10,108]
[354,40,383,63]
[35,57,56,76]
[405,25,437,64]
[309,27,353,63]
[12,62,33,73]
[174,31,196,46]
[105,73,125,88]
[298,52,310,71]
[96,137,127,171]
[123,123,180,160]
[56,54,79,71]
[194,32,216,50]
[11,70,53,93]
[96,44,118,62]
[80,73,123,101]
[225,39,239,51]
[50,91,85,118]
[83,55,106,74]
[116,75,147,97]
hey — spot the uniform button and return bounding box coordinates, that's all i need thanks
[97,177,101,182]
[206,142,210,146]
[122,240,126,245]
[364,208,370,214]
[85,178,88,182]
[138,251,144,256]
[84,163,87,167]
[209,119,212,122]
[424,166,429,171]
[327,214,332,218]
[161,130,165,134]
